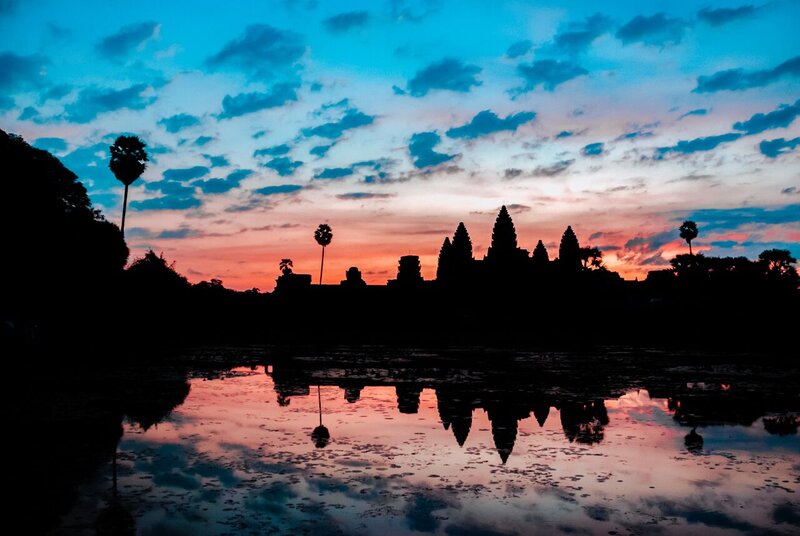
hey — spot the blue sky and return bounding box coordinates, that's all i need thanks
[1,0,798,288]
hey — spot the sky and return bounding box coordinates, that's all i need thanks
[2,0,799,290]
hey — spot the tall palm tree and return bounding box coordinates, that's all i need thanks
[109,135,148,236]
[314,223,333,284]
[679,220,699,256]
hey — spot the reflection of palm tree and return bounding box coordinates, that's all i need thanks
[311,385,330,448]
[684,426,703,453]
[314,224,333,285]
[679,220,698,256]
[96,447,135,535]
[109,135,148,236]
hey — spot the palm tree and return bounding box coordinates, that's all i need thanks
[314,223,333,284]
[109,135,148,236]
[279,258,293,275]
[679,220,699,255]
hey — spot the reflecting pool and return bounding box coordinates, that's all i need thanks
[54,350,799,534]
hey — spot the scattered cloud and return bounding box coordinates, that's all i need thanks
[0,52,48,92]
[336,192,394,200]
[164,166,209,181]
[782,187,798,195]
[531,159,574,177]
[96,21,159,59]
[556,130,574,138]
[158,113,201,133]
[193,135,214,147]
[505,40,532,59]
[552,13,612,54]
[205,24,305,80]
[446,110,535,139]
[196,168,253,194]
[759,137,800,158]
[504,168,523,179]
[64,83,156,122]
[409,131,457,168]
[512,60,587,94]
[254,184,303,195]
[204,154,229,167]
[218,82,299,119]
[254,143,291,157]
[302,107,374,138]
[656,133,741,157]
[616,13,688,47]
[694,56,800,93]
[323,11,369,33]
[130,194,201,211]
[18,106,39,121]
[679,108,708,120]
[33,137,67,153]
[265,156,303,176]
[582,142,604,156]
[314,167,354,179]
[310,143,335,157]
[732,99,800,135]
[697,6,755,26]
[686,204,800,232]
[405,58,482,97]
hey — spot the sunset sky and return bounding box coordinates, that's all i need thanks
[2,0,798,289]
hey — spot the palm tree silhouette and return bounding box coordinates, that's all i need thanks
[311,385,330,448]
[279,258,293,275]
[109,135,148,236]
[314,223,333,285]
[679,220,698,256]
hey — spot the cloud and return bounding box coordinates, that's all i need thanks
[33,137,67,153]
[552,13,613,53]
[505,203,531,214]
[130,194,201,211]
[409,131,456,168]
[302,107,374,139]
[336,192,394,200]
[504,168,523,179]
[254,144,291,157]
[18,106,39,121]
[694,56,800,93]
[38,83,72,104]
[157,228,202,239]
[96,21,159,59]
[205,154,229,167]
[64,83,156,122]
[732,99,800,135]
[324,11,369,33]
[193,136,214,147]
[759,137,800,158]
[195,168,252,194]
[679,108,708,119]
[624,230,675,252]
[0,0,19,16]
[697,6,755,26]
[782,187,798,195]
[310,143,335,157]
[445,110,536,139]
[218,82,299,118]
[656,133,741,157]
[616,13,688,47]
[265,156,303,176]
[158,113,201,133]
[205,24,305,79]
[686,204,800,232]
[582,142,604,156]
[505,40,532,59]
[164,166,209,181]
[0,52,48,92]
[406,58,482,97]
[531,159,574,177]
[314,167,354,179]
[254,184,303,195]
[512,60,587,94]
[556,130,574,138]
[616,127,655,141]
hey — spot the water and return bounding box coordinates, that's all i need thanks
[54,350,799,534]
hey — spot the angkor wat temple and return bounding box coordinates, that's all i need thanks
[276,205,620,293]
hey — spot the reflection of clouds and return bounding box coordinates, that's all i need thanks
[91,369,800,535]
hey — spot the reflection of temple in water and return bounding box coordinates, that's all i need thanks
[265,357,799,463]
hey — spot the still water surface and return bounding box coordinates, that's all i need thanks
[60,352,799,535]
